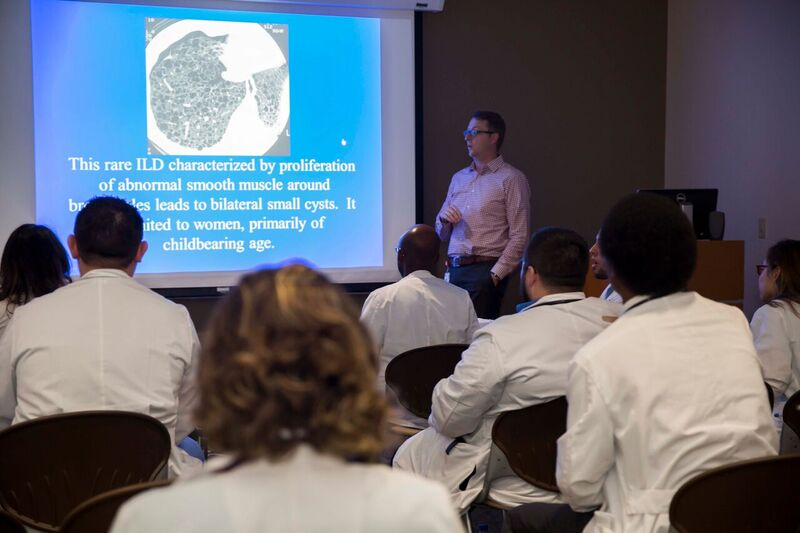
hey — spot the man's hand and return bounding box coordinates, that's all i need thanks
[490,271,501,286]
[439,205,462,224]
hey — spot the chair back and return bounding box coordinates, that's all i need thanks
[385,344,469,419]
[0,509,25,533]
[491,397,568,493]
[669,454,800,533]
[783,388,800,437]
[60,479,171,533]
[0,410,171,531]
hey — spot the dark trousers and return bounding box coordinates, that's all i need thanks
[502,503,594,533]
[448,261,509,319]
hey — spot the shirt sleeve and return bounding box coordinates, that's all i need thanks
[465,299,480,341]
[556,356,614,511]
[429,328,504,438]
[491,171,530,280]
[751,304,792,396]
[435,178,457,243]
[0,318,16,429]
[175,309,200,441]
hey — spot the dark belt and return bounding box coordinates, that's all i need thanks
[448,255,498,267]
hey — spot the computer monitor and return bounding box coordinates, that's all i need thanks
[636,188,719,239]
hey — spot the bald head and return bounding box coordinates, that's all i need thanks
[397,224,440,277]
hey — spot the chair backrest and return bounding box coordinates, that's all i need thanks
[766,381,775,411]
[783,388,800,437]
[0,509,25,533]
[669,454,800,533]
[60,479,171,533]
[491,397,568,493]
[385,343,469,419]
[0,410,171,531]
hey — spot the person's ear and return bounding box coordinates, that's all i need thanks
[525,265,538,288]
[67,235,80,260]
[135,241,148,262]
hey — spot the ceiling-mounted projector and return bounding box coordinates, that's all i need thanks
[231,0,445,12]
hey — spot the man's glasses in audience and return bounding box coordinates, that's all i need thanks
[756,264,769,276]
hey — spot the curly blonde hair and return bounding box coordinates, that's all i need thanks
[196,264,387,462]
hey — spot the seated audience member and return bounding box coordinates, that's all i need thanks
[0,224,71,338]
[751,239,800,403]
[0,197,201,476]
[110,265,462,533]
[505,193,778,533]
[589,230,623,304]
[361,224,479,428]
[393,228,621,512]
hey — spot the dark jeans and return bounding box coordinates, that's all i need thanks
[502,503,594,533]
[448,261,509,319]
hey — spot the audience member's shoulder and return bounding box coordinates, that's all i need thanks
[690,292,748,323]
[580,296,623,314]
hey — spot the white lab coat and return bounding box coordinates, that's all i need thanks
[110,444,463,533]
[393,293,621,512]
[751,300,800,398]
[361,269,479,428]
[0,269,201,476]
[557,292,779,533]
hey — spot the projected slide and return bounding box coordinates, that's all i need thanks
[30,0,383,279]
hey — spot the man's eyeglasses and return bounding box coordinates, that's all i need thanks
[463,129,496,137]
[756,264,769,275]
[395,246,402,254]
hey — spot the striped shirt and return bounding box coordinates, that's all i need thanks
[435,155,530,280]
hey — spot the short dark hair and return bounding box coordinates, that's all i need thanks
[73,196,143,269]
[0,224,71,306]
[472,110,506,150]
[600,193,697,297]
[523,227,588,291]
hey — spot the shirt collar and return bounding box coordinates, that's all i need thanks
[623,294,652,313]
[406,269,436,280]
[522,291,586,311]
[80,268,132,280]
[471,154,505,175]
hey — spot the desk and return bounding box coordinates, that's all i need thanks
[584,240,744,306]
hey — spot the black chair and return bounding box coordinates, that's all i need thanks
[385,343,469,419]
[783,388,800,437]
[0,411,171,531]
[669,454,800,533]
[0,509,25,533]
[475,397,568,507]
[60,479,171,533]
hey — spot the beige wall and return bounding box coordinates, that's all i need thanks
[420,0,667,312]
[665,0,800,317]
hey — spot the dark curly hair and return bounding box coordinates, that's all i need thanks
[196,264,387,462]
[0,224,71,306]
[600,193,697,297]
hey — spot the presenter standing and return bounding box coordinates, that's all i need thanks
[436,111,530,319]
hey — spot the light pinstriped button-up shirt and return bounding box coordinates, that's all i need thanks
[435,155,530,280]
